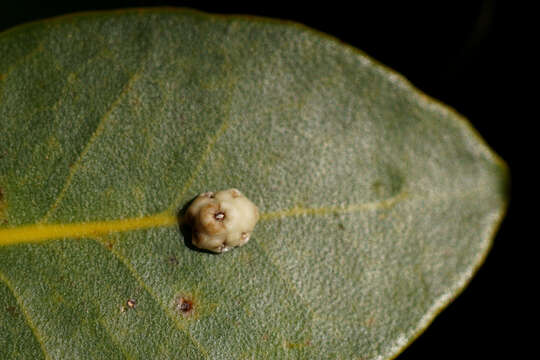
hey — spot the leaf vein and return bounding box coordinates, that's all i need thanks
[96,317,132,360]
[253,242,317,338]
[260,190,409,221]
[167,117,230,212]
[0,270,51,360]
[39,70,143,223]
[1,186,500,246]
[0,41,45,82]
[93,239,210,359]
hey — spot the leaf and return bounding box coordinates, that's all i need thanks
[0,8,508,360]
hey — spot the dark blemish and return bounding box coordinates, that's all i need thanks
[338,223,345,230]
[372,165,406,199]
[0,187,7,224]
[179,300,192,312]
[175,296,194,316]
[6,306,17,317]
[121,298,138,313]
[372,181,385,196]
[126,299,136,309]
[167,255,179,266]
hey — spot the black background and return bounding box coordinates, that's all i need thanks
[0,1,522,359]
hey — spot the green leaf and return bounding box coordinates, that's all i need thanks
[0,8,508,360]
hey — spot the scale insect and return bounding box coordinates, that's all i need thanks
[186,188,259,253]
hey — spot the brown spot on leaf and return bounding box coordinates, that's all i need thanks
[175,296,194,316]
[126,299,136,309]
[167,255,179,266]
[372,180,384,196]
[0,187,7,224]
[98,235,116,250]
[6,306,17,316]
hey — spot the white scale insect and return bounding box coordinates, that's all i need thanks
[186,189,259,253]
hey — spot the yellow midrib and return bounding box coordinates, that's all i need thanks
[0,212,177,246]
[0,191,407,246]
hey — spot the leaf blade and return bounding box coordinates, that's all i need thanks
[0,9,508,360]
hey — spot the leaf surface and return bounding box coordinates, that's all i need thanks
[0,9,508,360]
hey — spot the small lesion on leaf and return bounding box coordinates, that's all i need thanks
[120,298,137,313]
[174,295,194,317]
[371,165,406,200]
[6,305,18,317]
[372,181,386,196]
[97,235,116,250]
[171,290,217,320]
[127,298,137,309]
[166,254,179,266]
[0,187,8,225]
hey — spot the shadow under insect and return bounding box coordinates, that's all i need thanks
[176,196,218,255]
